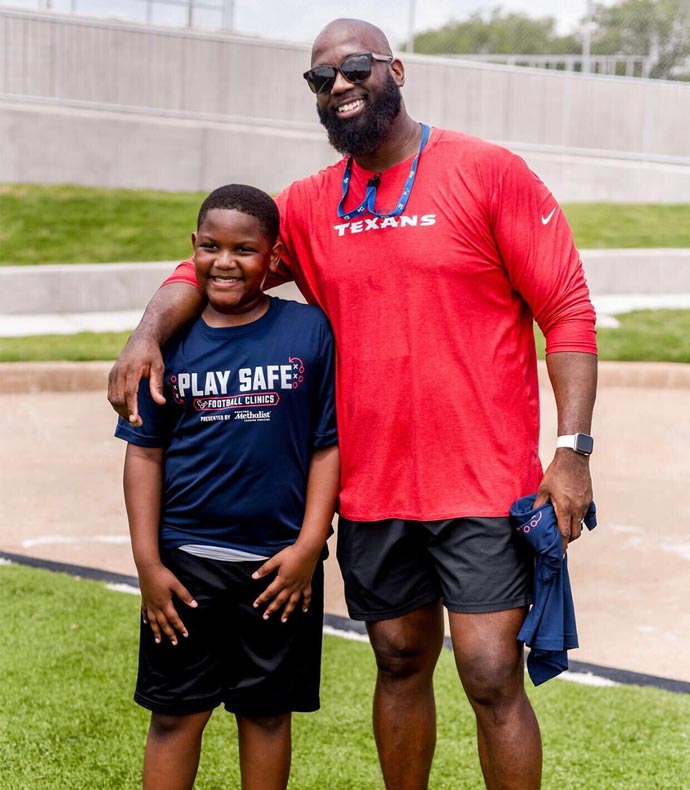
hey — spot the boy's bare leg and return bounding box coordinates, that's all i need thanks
[143,710,213,790]
[366,603,446,790]
[236,712,292,790]
[450,609,542,790]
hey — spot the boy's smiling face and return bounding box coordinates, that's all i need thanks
[193,208,281,327]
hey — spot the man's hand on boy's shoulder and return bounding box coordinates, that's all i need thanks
[251,543,322,623]
[108,333,166,426]
[138,562,198,646]
[108,280,204,424]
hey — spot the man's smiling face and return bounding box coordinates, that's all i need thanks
[310,24,403,157]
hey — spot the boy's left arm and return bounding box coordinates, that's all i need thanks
[252,443,340,622]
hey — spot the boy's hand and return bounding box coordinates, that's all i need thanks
[138,563,198,645]
[252,545,320,623]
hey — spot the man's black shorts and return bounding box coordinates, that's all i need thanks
[135,548,324,716]
[337,515,533,621]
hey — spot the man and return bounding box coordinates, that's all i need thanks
[109,18,597,790]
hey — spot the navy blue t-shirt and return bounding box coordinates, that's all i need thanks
[115,297,337,557]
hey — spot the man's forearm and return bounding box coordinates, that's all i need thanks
[538,351,597,545]
[130,282,203,346]
[544,351,597,435]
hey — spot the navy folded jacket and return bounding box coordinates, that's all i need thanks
[509,495,597,686]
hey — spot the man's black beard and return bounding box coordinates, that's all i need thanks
[317,72,402,157]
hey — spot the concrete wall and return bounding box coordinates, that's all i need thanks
[0,262,176,315]
[3,251,688,317]
[0,99,334,194]
[2,8,690,200]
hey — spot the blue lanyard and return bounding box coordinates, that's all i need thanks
[337,123,430,221]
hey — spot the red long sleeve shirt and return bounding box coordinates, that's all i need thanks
[166,128,597,520]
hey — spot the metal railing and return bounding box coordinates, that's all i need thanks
[455,54,653,79]
[10,2,672,81]
[31,0,234,29]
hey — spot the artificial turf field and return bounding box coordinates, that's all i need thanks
[1,561,689,789]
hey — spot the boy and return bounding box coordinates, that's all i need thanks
[115,184,339,790]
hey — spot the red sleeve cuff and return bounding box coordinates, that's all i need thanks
[162,259,198,289]
[544,317,598,355]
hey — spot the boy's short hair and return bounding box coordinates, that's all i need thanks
[197,184,280,243]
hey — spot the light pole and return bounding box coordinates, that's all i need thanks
[407,0,416,53]
[582,0,594,73]
[223,0,235,32]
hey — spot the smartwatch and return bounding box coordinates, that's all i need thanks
[556,433,594,456]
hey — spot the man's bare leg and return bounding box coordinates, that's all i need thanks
[366,602,445,790]
[450,609,542,790]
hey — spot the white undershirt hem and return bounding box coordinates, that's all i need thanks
[178,544,268,562]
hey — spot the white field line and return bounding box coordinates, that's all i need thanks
[559,671,619,687]
[106,583,140,595]
[323,624,370,643]
[22,535,129,547]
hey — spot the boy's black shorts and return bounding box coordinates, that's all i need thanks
[337,515,533,621]
[135,548,324,717]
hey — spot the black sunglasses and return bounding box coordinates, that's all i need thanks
[303,52,393,94]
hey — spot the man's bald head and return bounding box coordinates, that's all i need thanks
[311,19,393,65]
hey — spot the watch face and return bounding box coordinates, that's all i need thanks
[575,434,594,454]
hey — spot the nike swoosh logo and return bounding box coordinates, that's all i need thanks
[541,208,557,225]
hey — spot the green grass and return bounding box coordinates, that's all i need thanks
[1,184,689,265]
[562,203,690,249]
[595,310,690,363]
[1,562,689,789]
[0,331,133,362]
[2,310,690,364]
[0,184,204,265]
[532,309,690,364]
